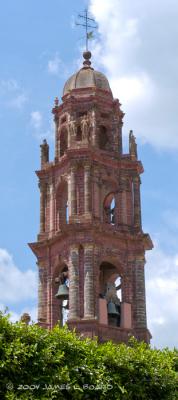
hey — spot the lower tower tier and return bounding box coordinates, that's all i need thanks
[29,228,152,344]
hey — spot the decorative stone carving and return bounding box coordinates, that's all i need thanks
[20,313,31,325]
[30,50,153,344]
[40,139,49,167]
[129,130,137,159]
[84,245,94,318]
[68,246,79,320]
[68,115,77,137]
[81,115,90,142]
[90,109,96,127]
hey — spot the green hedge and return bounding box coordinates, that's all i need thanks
[0,311,177,399]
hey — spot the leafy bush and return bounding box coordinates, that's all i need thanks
[0,311,177,399]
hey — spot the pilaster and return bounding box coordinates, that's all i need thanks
[133,176,142,230]
[68,166,77,221]
[68,245,80,320]
[84,244,95,319]
[133,255,147,329]
[39,182,46,234]
[38,265,47,324]
[84,163,91,216]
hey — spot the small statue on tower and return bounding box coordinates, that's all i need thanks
[129,130,137,159]
[68,115,77,137]
[40,139,49,167]
[81,115,90,142]
[20,313,31,325]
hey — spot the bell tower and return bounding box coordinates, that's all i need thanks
[29,51,153,343]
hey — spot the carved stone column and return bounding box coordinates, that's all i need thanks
[38,266,47,323]
[121,190,127,224]
[90,109,97,147]
[84,164,91,214]
[39,182,46,233]
[118,121,123,155]
[71,166,76,215]
[112,119,119,152]
[93,167,100,219]
[84,244,94,319]
[133,256,147,329]
[68,166,76,219]
[119,176,128,225]
[49,183,55,232]
[68,246,79,320]
[54,115,59,161]
[67,174,72,218]
[47,273,53,329]
[93,245,100,318]
[133,176,142,229]
[121,259,133,304]
[40,140,49,168]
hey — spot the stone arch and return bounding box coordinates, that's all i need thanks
[52,261,69,327]
[99,260,123,327]
[103,192,116,225]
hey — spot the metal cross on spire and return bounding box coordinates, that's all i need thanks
[76,9,97,51]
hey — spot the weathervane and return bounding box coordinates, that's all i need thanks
[76,9,97,51]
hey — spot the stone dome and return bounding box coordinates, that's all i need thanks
[63,51,111,96]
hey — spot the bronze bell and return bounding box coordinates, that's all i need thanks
[55,283,69,300]
[107,301,119,316]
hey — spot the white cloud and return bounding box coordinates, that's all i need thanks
[47,52,72,80]
[109,73,155,107]
[31,111,43,130]
[0,248,37,304]
[162,209,178,231]
[9,93,28,110]
[48,53,62,75]
[146,243,178,349]
[30,111,54,141]
[89,0,178,149]
[0,79,28,110]
[0,79,19,92]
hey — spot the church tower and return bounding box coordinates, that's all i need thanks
[29,51,153,343]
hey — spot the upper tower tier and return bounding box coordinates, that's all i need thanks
[63,51,112,97]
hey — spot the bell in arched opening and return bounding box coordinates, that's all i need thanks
[107,301,120,316]
[55,283,69,300]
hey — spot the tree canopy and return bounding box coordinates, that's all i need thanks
[0,311,177,400]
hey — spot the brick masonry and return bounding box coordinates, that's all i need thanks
[29,61,153,343]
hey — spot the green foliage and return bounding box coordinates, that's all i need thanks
[0,311,177,400]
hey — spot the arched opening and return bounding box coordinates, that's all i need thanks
[99,262,122,327]
[103,193,116,225]
[99,126,109,150]
[55,264,69,326]
[60,128,68,157]
[76,125,82,141]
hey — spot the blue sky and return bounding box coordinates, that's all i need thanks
[0,0,178,349]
